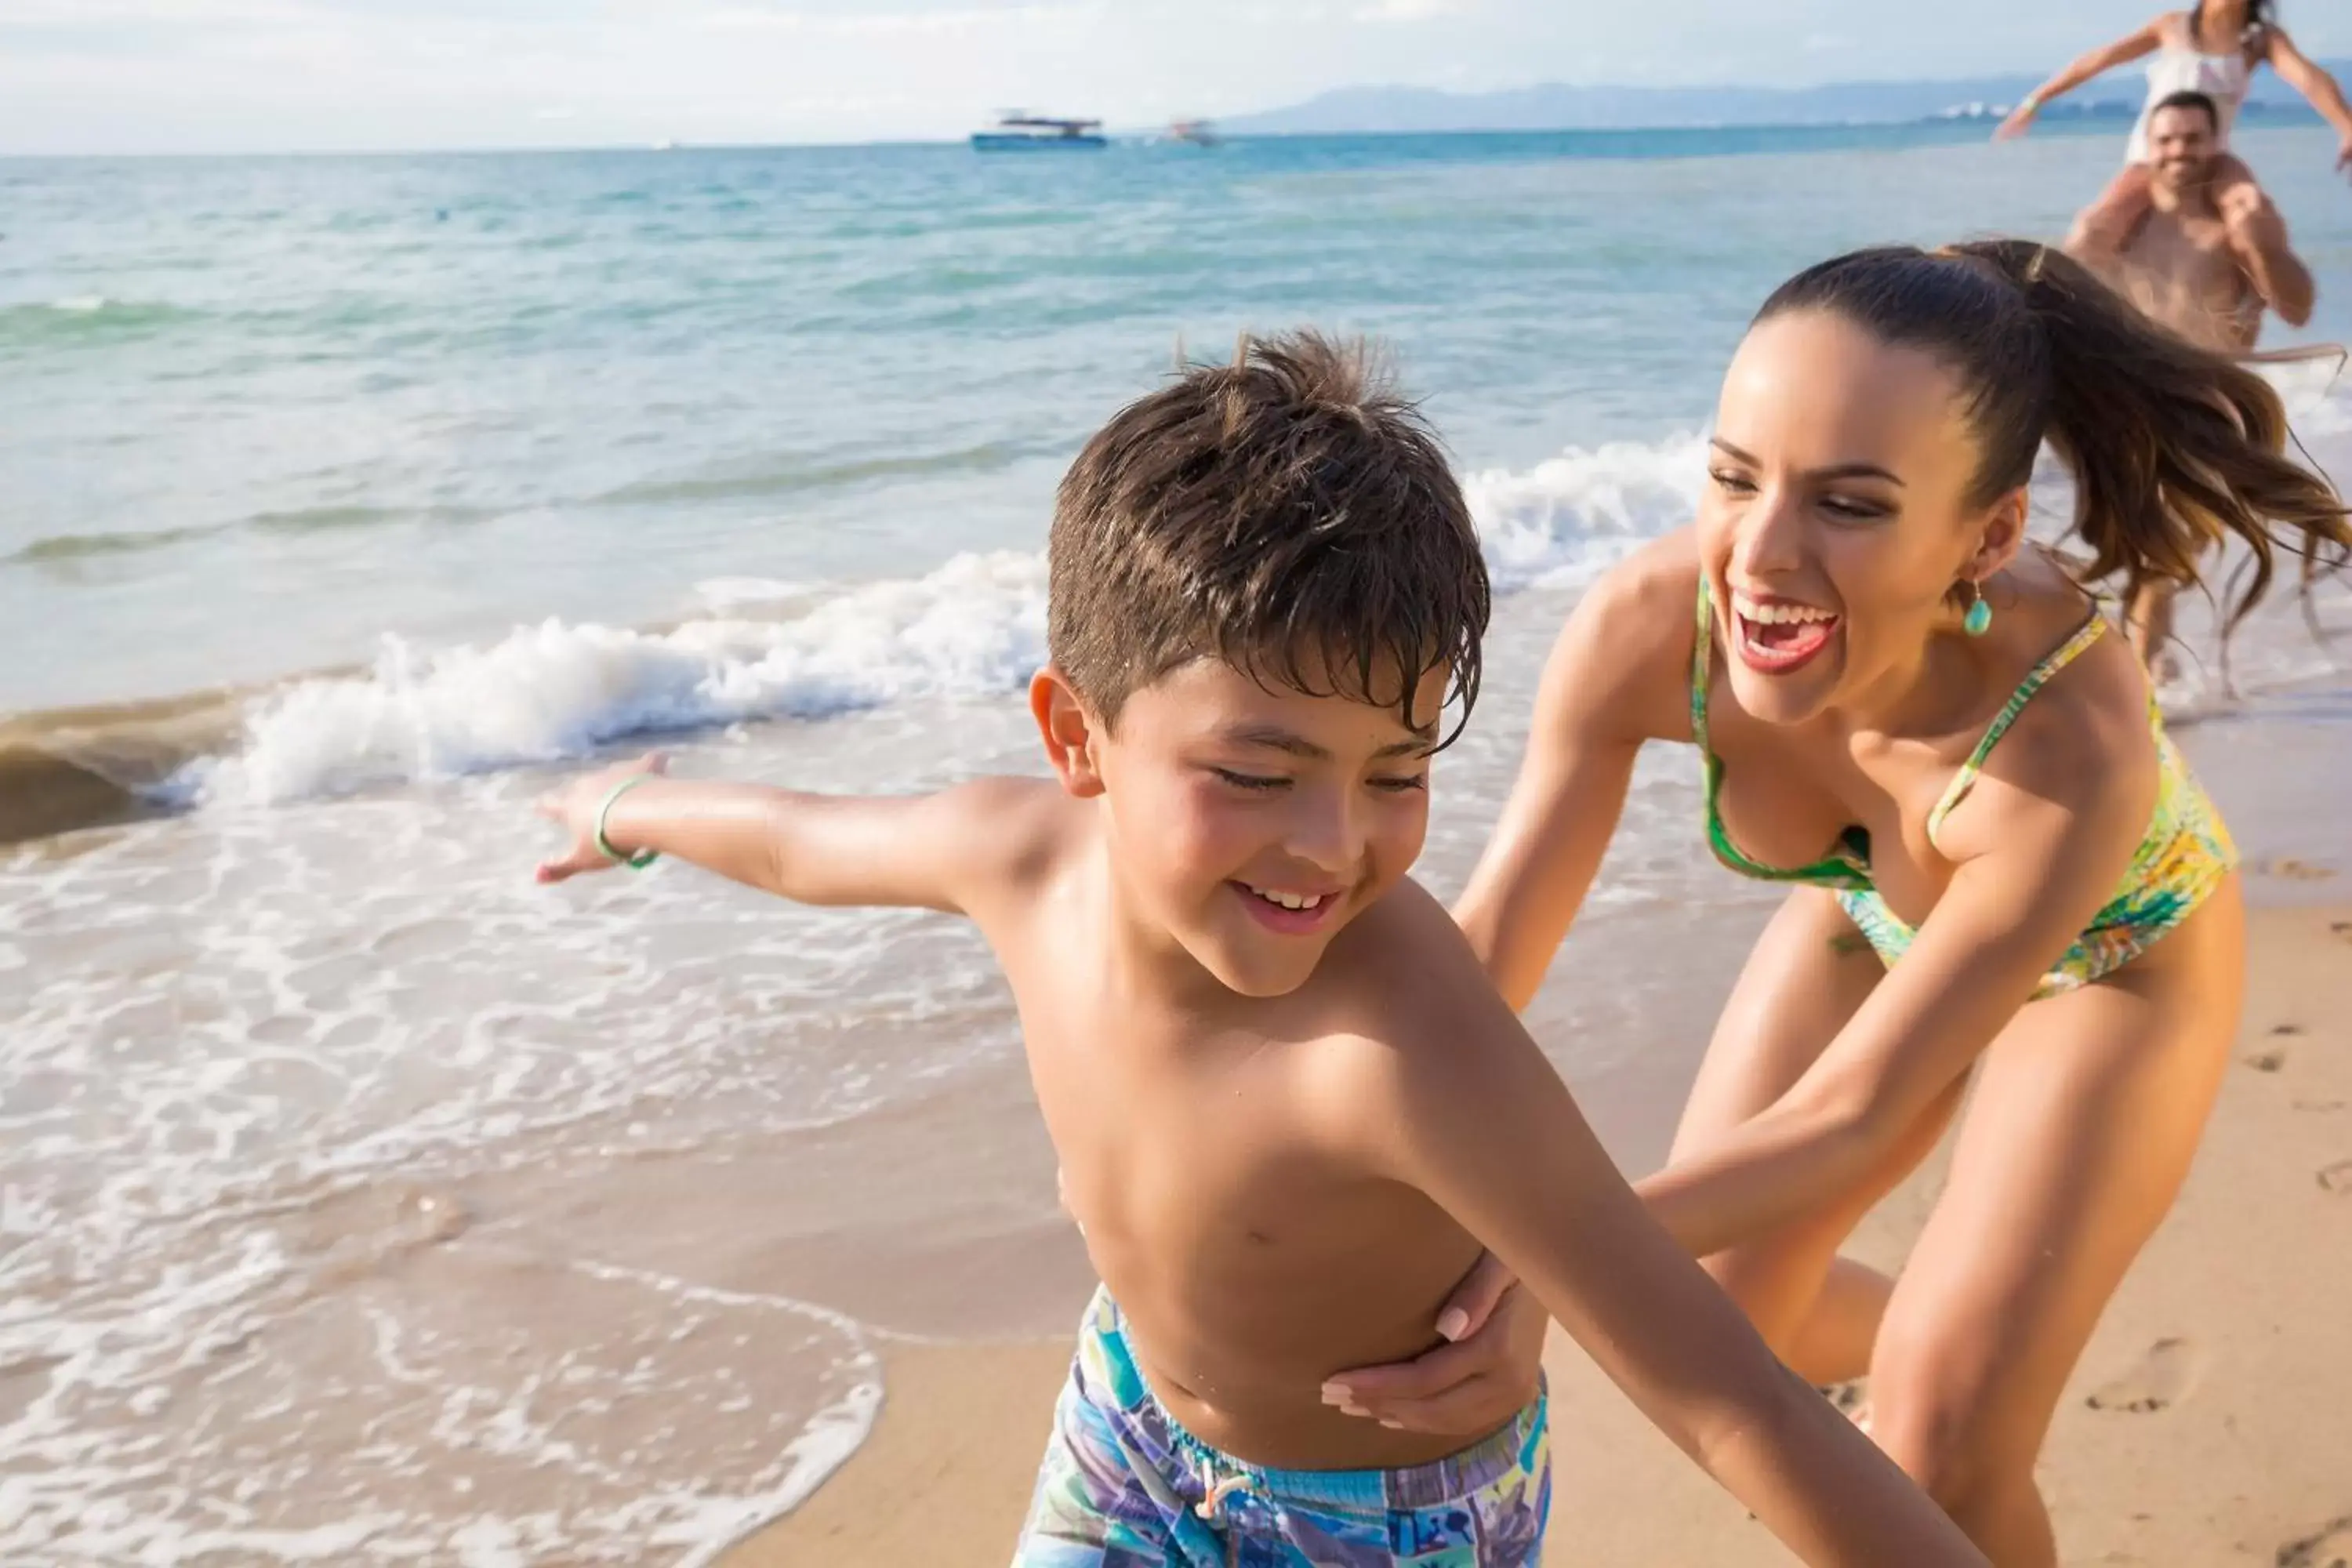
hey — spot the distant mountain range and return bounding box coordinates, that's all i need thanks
[1218,66,2352,136]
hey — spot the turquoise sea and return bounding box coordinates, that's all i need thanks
[5,122,2346,723]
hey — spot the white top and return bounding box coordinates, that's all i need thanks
[2125,41,2255,162]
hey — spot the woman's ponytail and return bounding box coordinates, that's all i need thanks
[1758,238,2350,638]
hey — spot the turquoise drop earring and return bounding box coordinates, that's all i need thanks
[1962,579,1992,637]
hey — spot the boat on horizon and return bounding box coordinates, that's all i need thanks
[971,112,1109,151]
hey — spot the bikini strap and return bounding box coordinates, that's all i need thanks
[1926,609,2109,843]
[1690,572,1878,887]
[1690,574,1714,752]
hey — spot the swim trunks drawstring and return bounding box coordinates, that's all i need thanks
[1193,1455,1251,1566]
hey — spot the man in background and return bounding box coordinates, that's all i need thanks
[2068,88,2317,683]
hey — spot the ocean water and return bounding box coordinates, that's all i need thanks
[4,124,2352,1565]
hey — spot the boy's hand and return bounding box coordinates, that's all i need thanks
[535,752,669,883]
[1992,102,2037,141]
[1322,1251,1545,1436]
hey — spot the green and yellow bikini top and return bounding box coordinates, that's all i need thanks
[1689,575,2238,994]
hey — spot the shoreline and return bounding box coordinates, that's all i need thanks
[7,589,2343,856]
[724,902,2352,1566]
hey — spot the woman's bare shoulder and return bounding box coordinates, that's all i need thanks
[1539,530,1705,744]
[1947,593,2159,853]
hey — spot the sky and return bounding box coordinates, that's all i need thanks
[5,0,2350,156]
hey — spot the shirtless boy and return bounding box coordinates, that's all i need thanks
[533,334,1987,1566]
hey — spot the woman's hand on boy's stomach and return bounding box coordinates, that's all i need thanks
[1319,1251,1545,1436]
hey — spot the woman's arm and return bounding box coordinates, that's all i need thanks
[1635,673,2157,1258]
[1453,539,1693,1009]
[2263,27,2352,163]
[1995,16,2167,139]
[1361,903,1990,1566]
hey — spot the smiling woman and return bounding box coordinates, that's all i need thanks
[1704,440,1902,677]
[1330,237,2352,1566]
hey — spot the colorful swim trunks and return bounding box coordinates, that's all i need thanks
[1011,1287,1551,1566]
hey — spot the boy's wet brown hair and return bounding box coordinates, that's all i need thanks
[1048,331,1489,745]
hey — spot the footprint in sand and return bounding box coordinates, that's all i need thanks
[2246,1023,2310,1072]
[2277,1515,2352,1568]
[2086,1338,2203,1414]
[2332,920,2352,946]
[2320,1161,2352,1196]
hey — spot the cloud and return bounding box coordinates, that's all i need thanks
[1,0,302,19]
[1803,31,1853,52]
[692,2,1100,35]
[0,0,557,24]
[834,3,1099,34]
[1353,0,1469,21]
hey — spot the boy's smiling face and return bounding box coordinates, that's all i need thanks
[1036,652,1447,998]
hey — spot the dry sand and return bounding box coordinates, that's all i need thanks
[727,902,2352,1567]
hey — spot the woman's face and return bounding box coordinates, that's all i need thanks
[2201,1,2257,34]
[1696,308,2020,727]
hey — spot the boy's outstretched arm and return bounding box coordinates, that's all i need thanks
[1352,889,1988,1566]
[534,752,1056,914]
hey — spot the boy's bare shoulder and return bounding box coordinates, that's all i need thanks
[1309,880,1530,1069]
[952,772,1079,863]
[928,775,1086,911]
[1277,882,1554,1171]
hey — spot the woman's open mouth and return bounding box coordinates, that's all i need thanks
[1732,591,1841,676]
